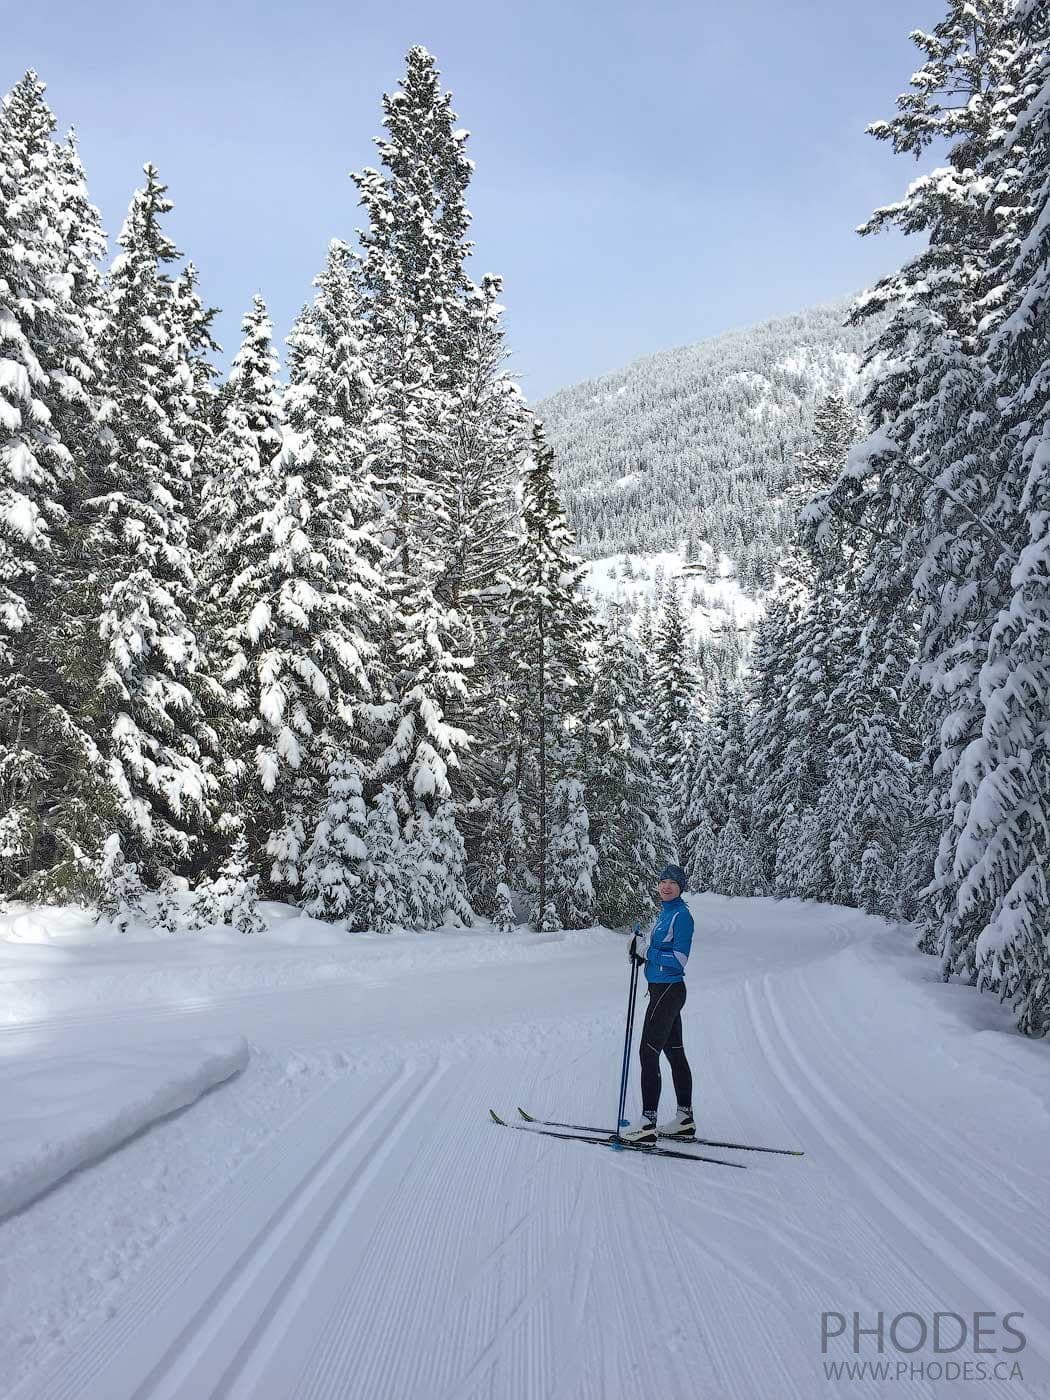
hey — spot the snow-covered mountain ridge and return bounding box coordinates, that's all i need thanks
[537,299,876,593]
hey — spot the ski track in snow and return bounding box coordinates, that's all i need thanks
[3,897,1049,1400]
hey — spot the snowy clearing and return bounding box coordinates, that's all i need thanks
[584,548,766,642]
[2,896,1049,1399]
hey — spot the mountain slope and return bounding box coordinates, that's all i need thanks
[536,299,876,590]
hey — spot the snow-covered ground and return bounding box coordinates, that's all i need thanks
[584,548,766,644]
[2,897,1049,1399]
[0,1028,246,1220]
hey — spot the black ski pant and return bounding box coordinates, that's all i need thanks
[639,979,692,1117]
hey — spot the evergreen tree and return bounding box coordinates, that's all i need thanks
[89,165,218,881]
[506,421,594,923]
[217,250,386,921]
[188,832,264,934]
[197,295,285,859]
[446,277,533,913]
[199,295,283,548]
[0,77,111,899]
[963,0,1050,1032]
[546,776,597,929]
[681,699,727,890]
[363,785,403,932]
[171,261,221,466]
[825,631,914,917]
[809,2,1020,965]
[351,51,490,926]
[584,605,672,926]
[650,577,694,850]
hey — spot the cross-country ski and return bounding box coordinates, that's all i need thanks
[487,1108,746,1167]
[514,1106,805,1156]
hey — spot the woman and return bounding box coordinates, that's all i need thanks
[622,863,695,1143]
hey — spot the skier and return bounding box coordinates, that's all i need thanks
[621,864,695,1143]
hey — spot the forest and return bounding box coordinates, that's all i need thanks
[2,0,1049,1036]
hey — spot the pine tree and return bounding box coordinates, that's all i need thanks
[188,832,264,934]
[199,295,283,548]
[446,277,533,914]
[0,75,113,899]
[808,3,1021,978]
[363,785,404,933]
[585,605,671,926]
[220,412,384,918]
[206,240,388,922]
[198,294,284,865]
[547,776,597,929]
[712,816,750,897]
[506,421,594,924]
[650,577,695,850]
[961,0,1050,1033]
[89,165,218,881]
[825,630,914,917]
[744,585,803,892]
[368,585,474,926]
[350,51,492,927]
[171,261,221,466]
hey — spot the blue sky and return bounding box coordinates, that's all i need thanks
[7,0,942,400]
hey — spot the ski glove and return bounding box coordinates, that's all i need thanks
[628,925,649,966]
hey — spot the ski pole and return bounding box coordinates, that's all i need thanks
[614,924,642,1140]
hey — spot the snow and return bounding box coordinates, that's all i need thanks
[1,895,1048,1398]
[776,345,864,398]
[585,547,766,642]
[0,355,32,400]
[0,1029,248,1220]
[0,492,41,541]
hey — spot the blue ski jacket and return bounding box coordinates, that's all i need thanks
[645,896,694,984]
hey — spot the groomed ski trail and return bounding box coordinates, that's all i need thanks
[4,896,1049,1400]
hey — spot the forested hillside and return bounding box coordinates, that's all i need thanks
[538,301,877,590]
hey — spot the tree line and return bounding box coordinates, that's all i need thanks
[0,49,676,934]
[680,0,1050,1037]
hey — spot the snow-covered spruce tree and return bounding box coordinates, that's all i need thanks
[171,261,221,466]
[217,243,386,923]
[546,776,597,929]
[95,832,145,933]
[444,277,535,917]
[188,831,264,934]
[712,816,751,898]
[199,295,283,549]
[584,603,672,926]
[742,590,800,893]
[806,3,1024,977]
[506,420,595,925]
[0,75,114,900]
[792,395,861,505]
[281,246,381,927]
[196,295,284,874]
[742,556,842,902]
[961,0,1050,1033]
[709,683,759,896]
[351,48,492,928]
[363,784,402,933]
[91,165,220,883]
[650,577,696,851]
[824,624,915,918]
[680,701,724,893]
[222,439,377,917]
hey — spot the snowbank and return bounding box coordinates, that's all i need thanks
[0,1035,249,1219]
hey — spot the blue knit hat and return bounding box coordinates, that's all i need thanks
[658,864,688,892]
